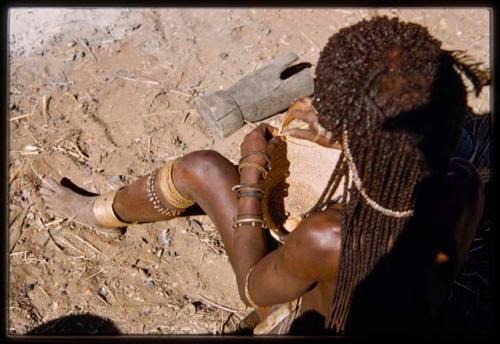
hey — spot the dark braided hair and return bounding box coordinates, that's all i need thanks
[308,16,489,333]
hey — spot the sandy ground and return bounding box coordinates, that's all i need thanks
[8,8,490,335]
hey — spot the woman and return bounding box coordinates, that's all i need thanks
[40,16,488,334]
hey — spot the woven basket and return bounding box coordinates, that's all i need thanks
[262,117,342,243]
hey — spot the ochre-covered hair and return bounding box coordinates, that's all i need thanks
[310,16,489,333]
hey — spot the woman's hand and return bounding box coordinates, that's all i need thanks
[282,97,340,149]
[240,123,279,165]
[239,123,279,184]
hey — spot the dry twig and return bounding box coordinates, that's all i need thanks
[42,95,51,124]
[86,268,105,280]
[118,76,159,85]
[9,207,30,253]
[44,218,65,227]
[197,294,243,313]
[143,110,182,117]
[300,31,320,50]
[58,237,85,255]
[9,103,39,122]
[10,113,34,122]
[76,37,98,63]
[9,165,22,184]
[95,293,110,306]
[250,62,259,73]
[168,89,192,98]
[47,229,66,252]
[72,234,102,255]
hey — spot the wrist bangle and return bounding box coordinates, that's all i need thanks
[240,151,272,170]
[238,162,268,179]
[231,184,264,193]
[235,214,263,220]
[233,218,267,229]
[238,191,263,200]
[244,265,262,308]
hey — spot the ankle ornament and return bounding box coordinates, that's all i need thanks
[146,169,184,217]
[157,160,195,209]
[92,190,134,228]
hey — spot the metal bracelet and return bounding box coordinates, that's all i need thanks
[235,213,263,220]
[237,191,263,199]
[231,184,264,193]
[233,218,267,229]
[238,162,268,179]
[239,151,272,170]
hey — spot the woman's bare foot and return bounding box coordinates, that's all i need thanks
[40,178,125,238]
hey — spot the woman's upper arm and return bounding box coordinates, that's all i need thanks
[247,210,342,306]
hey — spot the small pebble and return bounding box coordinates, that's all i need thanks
[110,175,121,184]
[184,303,196,315]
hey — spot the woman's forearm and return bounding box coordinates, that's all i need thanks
[232,165,270,303]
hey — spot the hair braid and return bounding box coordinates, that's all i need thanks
[311,16,475,333]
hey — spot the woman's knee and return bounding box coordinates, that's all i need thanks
[175,150,236,187]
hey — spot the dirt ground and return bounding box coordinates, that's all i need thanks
[8,8,490,335]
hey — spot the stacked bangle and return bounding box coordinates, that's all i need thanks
[238,162,268,179]
[239,151,272,170]
[238,191,263,199]
[231,184,264,192]
[233,214,267,229]
[232,184,264,200]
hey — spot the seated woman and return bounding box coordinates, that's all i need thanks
[40,16,488,335]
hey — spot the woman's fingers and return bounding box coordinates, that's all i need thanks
[282,128,316,141]
[267,136,282,153]
[290,97,313,111]
[288,109,318,126]
[254,122,276,134]
[251,122,279,139]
